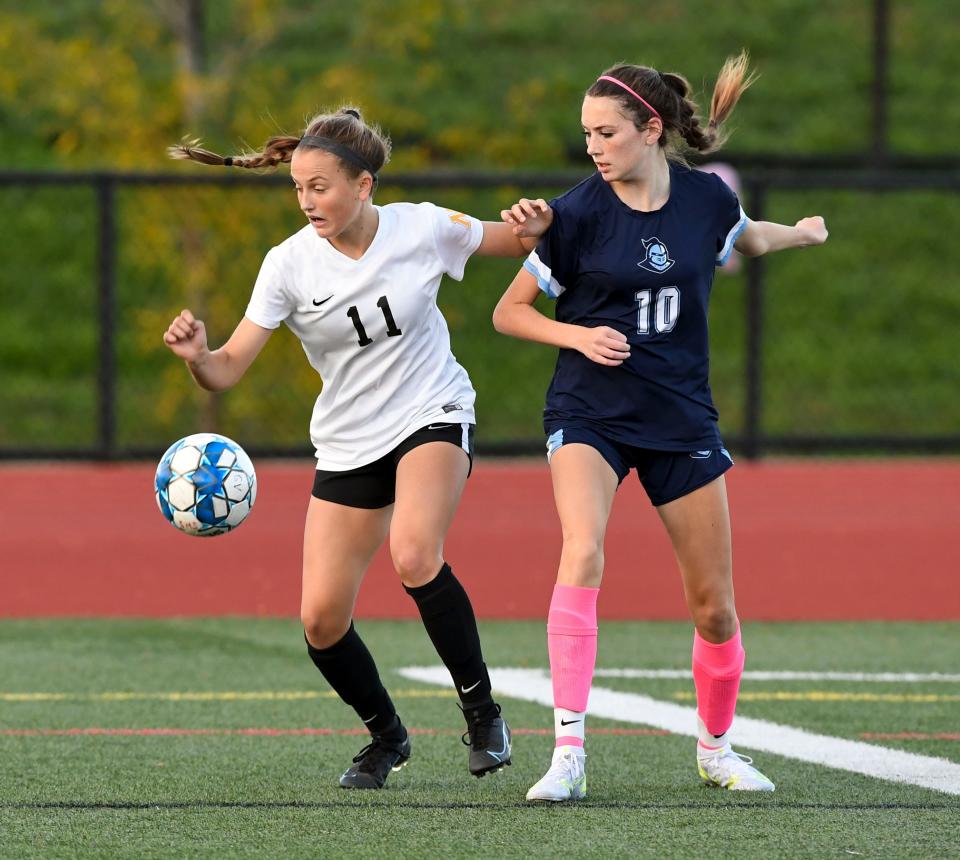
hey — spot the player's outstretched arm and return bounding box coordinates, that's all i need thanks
[735,216,828,257]
[475,198,554,257]
[492,269,630,366]
[163,311,273,392]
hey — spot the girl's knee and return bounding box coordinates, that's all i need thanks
[558,533,605,586]
[390,539,442,587]
[691,602,738,642]
[301,608,351,649]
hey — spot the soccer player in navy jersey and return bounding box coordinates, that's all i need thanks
[494,52,827,800]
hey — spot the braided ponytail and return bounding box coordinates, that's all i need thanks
[657,71,718,154]
[168,105,391,176]
[168,135,301,169]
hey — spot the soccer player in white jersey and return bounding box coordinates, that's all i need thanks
[494,53,827,800]
[163,107,547,789]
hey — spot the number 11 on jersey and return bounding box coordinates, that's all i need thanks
[347,296,403,347]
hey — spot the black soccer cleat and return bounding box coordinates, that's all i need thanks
[339,728,411,789]
[461,702,512,777]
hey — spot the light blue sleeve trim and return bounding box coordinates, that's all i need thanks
[523,259,552,298]
[523,254,564,299]
[717,211,748,266]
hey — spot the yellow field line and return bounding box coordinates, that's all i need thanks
[672,691,960,703]
[8,689,955,704]
[0,689,457,703]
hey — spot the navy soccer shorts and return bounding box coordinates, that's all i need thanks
[545,424,733,507]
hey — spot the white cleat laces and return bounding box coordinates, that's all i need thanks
[526,745,587,802]
[697,744,776,791]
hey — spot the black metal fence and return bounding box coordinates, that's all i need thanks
[1,161,958,460]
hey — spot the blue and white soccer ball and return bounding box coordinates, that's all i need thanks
[155,433,257,537]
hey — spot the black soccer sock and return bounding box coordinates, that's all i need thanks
[305,623,400,736]
[404,563,493,707]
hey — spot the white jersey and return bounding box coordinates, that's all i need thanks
[244,202,483,470]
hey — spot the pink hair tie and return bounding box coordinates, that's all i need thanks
[597,75,662,121]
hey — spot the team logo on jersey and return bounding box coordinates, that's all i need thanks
[447,211,471,229]
[637,237,675,273]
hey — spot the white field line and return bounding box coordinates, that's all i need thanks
[399,666,960,797]
[592,669,960,683]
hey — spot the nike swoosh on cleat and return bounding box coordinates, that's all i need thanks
[312,295,334,306]
[560,718,581,726]
[460,680,481,694]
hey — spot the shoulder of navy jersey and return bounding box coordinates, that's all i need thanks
[673,162,719,190]
[524,174,605,299]
[678,166,748,266]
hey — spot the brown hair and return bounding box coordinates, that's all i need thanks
[168,106,392,179]
[586,51,757,158]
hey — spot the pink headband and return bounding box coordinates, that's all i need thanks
[596,75,662,121]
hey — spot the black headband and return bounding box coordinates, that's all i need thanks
[298,135,377,179]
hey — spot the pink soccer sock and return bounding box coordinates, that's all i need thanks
[692,624,745,743]
[547,584,599,747]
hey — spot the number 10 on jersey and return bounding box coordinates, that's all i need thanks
[347,296,403,346]
[635,287,680,335]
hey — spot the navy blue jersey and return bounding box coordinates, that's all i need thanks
[524,165,746,450]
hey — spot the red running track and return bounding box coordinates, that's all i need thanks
[1,459,957,620]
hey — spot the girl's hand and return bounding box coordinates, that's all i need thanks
[575,325,631,366]
[501,198,553,239]
[163,308,208,363]
[796,216,828,246]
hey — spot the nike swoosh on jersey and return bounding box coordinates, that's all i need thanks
[426,424,451,431]
[312,295,334,306]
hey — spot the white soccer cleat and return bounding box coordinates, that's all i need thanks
[525,745,587,802]
[697,743,775,791]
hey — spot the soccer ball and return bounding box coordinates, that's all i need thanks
[155,433,257,537]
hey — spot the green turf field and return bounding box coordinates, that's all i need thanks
[1,619,958,858]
